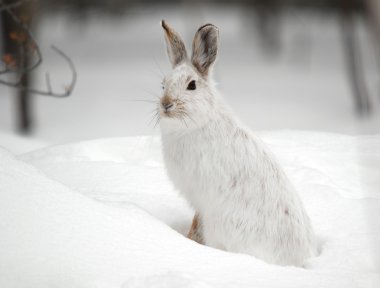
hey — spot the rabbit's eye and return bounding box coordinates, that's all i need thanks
[187,80,196,90]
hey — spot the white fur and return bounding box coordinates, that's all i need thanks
[159,24,317,266]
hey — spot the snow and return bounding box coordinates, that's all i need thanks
[0,131,48,154]
[1,131,379,287]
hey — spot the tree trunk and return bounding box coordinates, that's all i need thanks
[1,0,35,133]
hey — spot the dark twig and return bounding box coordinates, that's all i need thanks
[0,0,42,75]
[45,72,52,93]
[0,45,77,97]
[0,0,77,97]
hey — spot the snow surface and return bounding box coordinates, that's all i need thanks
[1,131,380,287]
[0,131,48,154]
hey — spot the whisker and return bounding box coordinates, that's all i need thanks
[181,115,189,128]
[141,88,161,100]
[152,56,165,78]
[125,99,158,104]
[149,107,159,115]
[181,111,195,125]
[153,115,161,128]
[176,93,185,101]
[148,109,159,127]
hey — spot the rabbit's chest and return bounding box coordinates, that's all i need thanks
[162,134,229,207]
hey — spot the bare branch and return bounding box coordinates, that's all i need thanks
[0,0,41,74]
[0,46,77,97]
[45,72,52,93]
[0,0,77,97]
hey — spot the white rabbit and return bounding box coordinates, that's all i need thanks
[158,20,317,266]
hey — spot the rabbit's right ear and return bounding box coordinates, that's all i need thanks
[191,24,219,77]
[161,20,188,68]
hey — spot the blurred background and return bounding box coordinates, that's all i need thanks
[1,0,380,152]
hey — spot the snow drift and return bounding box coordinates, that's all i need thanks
[0,131,379,287]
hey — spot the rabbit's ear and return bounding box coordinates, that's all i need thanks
[161,20,188,68]
[191,24,219,77]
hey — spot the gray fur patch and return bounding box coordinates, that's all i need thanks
[162,20,188,67]
[191,24,219,77]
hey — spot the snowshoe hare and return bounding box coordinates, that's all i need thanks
[159,20,317,266]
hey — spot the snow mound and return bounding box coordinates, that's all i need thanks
[1,131,380,287]
[0,131,48,154]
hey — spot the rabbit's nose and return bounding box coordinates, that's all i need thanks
[162,102,174,112]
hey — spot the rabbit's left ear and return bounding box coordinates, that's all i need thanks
[191,24,219,77]
[161,20,188,68]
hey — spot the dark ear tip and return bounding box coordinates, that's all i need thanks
[161,20,169,32]
[197,23,219,33]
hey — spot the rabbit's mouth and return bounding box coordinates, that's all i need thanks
[160,110,172,118]
[160,108,181,119]
[160,99,186,116]
[160,106,193,128]
[158,98,194,129]
[160,102,175,118]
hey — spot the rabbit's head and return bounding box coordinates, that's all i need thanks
[159,20,219,133]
